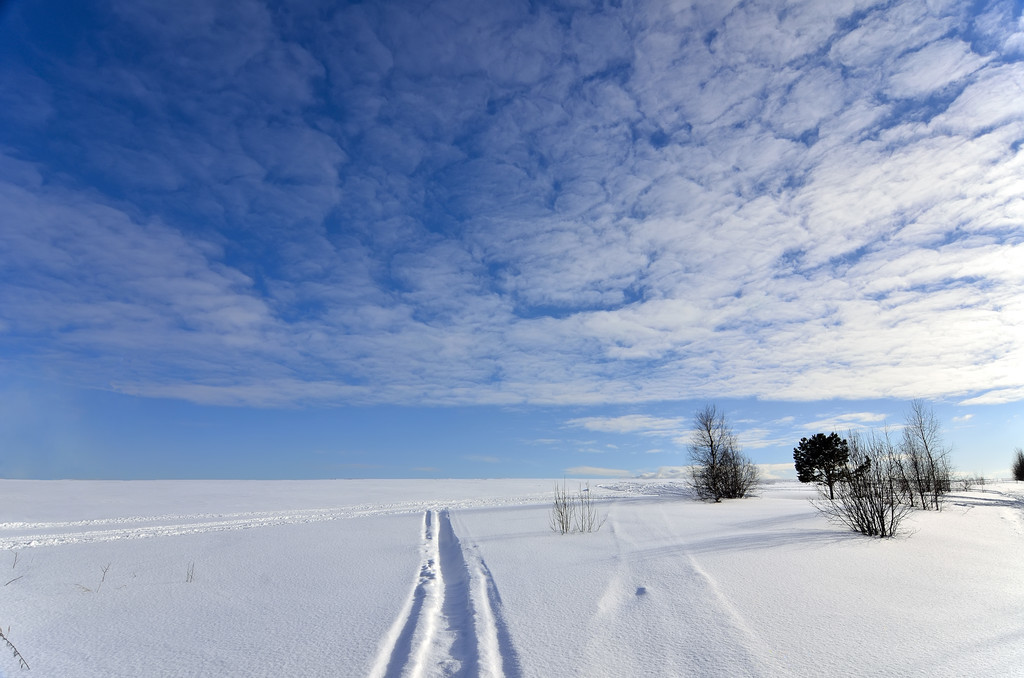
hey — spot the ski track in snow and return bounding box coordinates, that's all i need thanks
[0,482,659,551]
[369,509,518,678]
[0,496,546,550]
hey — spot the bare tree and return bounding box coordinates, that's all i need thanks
[815,430,913,538]
[900,400,952,510]
[1012,448,1024,482]
[688,404,759,502]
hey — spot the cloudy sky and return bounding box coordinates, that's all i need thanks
[1,0,1022,479]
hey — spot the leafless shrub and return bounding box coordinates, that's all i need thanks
[97,563,111,593]
[549,481,604,534]
[573,483,603,533]
[77,563,113,593]
[549,481,574,534]
[956,475,989,492]
[185,562,196,584]
[5,553,22,587]
[957,476,975,492]
[1,556,30,670]
[815,430,913,538]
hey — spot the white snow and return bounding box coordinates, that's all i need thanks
[0,479,1021,677]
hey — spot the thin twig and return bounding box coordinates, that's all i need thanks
[0,626,29,670]
[96,563,112,593]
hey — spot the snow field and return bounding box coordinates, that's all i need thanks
[1,515,423,677]
[445,484,1024,677]
[0,480,1021,677]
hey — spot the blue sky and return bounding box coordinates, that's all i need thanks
[1,0,1022,479]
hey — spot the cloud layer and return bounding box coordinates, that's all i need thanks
[1,0,1022,407]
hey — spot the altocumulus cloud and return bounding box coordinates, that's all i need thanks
[0,0,1022,408]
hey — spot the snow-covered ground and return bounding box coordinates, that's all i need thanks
[0,478,1021,677]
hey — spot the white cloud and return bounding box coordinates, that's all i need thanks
[737,429,796,450]
[960,388,1024,406]
[567,414,687,436]
[830,2,954,69]
[766,67,848,136]
[635,463,795,480]
[758,463,798,480]
[0,165,281,377]
[637,466,691,480]
[1,0,1021,412]
[800,412,890,433]
[886,39,988,97]
[565,466,632,477]
[933,62,1024,133]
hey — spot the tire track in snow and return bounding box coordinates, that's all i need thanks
[370,510,517,678]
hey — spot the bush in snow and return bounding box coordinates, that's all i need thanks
[956,475,989,491]
[814,430,913,538]
[549,481,603,534]
[687,404,759,502]
[956,475,976,492]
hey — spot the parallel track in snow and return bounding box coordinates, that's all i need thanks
[0,506,414,549]
[0,485,648,551]
[369,509,519,678]
[0,496,548,550]
[580,507,786,677]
